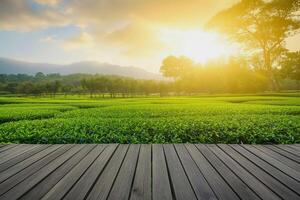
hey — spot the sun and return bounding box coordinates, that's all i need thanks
[160,29,236,63]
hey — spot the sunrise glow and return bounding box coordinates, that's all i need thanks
[160,29,236,63]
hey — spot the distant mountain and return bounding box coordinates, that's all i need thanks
[0,57,163,80]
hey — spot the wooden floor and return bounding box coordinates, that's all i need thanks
[0,144,299,200]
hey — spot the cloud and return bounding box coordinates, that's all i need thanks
[67,0,238,28]
[0,0,239,71]
[60,0,238,59]
[102,22,166,57]
[34,0,60,6]
[39,35,58,43]
[0,0,68,31]
[63,32,94,50]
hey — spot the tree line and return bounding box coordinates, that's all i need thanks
[0,73,171,97]
[0,53,298,97]
[160,53,300,94]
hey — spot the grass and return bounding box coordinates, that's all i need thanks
[0,94,299,144]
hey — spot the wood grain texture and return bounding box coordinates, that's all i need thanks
[0,144,299,200]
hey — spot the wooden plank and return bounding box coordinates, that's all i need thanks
[0,145,49,172]
[185,144,239,200]
[266,145,300,163]
[0,144,7,148]
[0,144,27,160]
[20,145,96,200]
[41,145,103,200]
[277,145,300,157]
[244,145,300,182]
[107,144,140,200]
[0,144,18,154]
[219,144,299,199]
[163,144,197,200]
[208,144,280,200]
[0,145,69,196]
[237,145,300,194]
[199,144,260,200]
[0,145,49,173]
[86,144,129,200]
[130,144,151,200]
[254,145,300,172]
[0,145,63,184]
[0,145,36,165]
[152,144,173,200]
[64,144,118,200]
[285,145,300,152]
[175,144,216,200]
[0,144,299,200]
[0,145,84,200]
[287,145,300,152]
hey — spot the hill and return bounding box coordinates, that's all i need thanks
[0,57,162,80]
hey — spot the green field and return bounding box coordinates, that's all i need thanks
[0,94,299,144]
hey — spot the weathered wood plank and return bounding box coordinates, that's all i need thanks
[152,144,173,200]
[0,145,29,162]
[186,144,239,200]
[277,145,300,157]
[0,145,71,197]
[20,145,95,200]
[237,145,300,194]
[265,145,300,163]
[0,145,63,185]
[175,144,216,200]
[219,144,299,199]
[107,144,140,200]
[164,144,197,200]
[1,145,84,200]
[0,145,36,165]
[0,145,48,172]
[208,144,280,200]
[64,144,118,200]
[288,144,300,151]
[254,145,300,172]
[130,144,152,200]
[0,144,299,200]
[201,144,260,200]
[86,144,129,200]
[243,145,300,182]
[0,144,18,154]
[41,145,103,200]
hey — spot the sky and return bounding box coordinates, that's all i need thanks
[0,0,300,73]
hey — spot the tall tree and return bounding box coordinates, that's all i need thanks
[206,0,300,90]
[280,51,300,88]
[160,56,194,80]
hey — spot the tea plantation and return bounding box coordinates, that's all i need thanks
[0,94,299,144]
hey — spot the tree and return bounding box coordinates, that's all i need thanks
[95,76,109,97]
[280,51,300,88]
[206,0,300,90]
[44,81,61,97]
[35,72,45,79]
[160,55,194,80]
[17,82,36,95]
[61,85,72,96]
[5,83,18,94]
[81,78,97,97]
